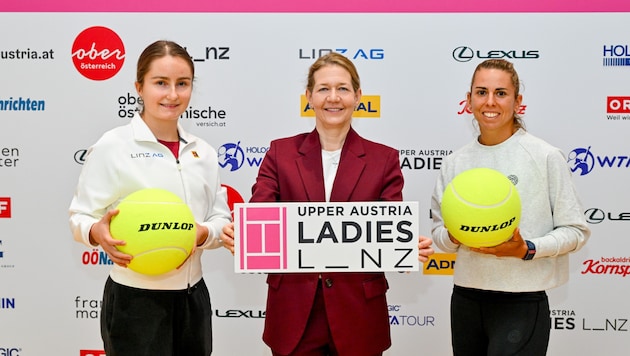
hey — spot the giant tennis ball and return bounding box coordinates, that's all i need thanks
[441,167,521,248]
[110,188,197,275]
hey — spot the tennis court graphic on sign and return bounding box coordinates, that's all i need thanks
[234,201,419,273]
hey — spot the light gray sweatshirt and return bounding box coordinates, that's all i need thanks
[432,129,591,292]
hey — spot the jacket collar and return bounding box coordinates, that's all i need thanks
[297,127,366,202]
[130,113,194,144]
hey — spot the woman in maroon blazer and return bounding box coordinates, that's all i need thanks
[222,53,434,356]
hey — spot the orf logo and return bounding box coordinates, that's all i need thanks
[0,197,11,218]
[71,26,125,81]
[607,96,630,113]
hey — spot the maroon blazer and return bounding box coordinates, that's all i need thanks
[251,128,404,355]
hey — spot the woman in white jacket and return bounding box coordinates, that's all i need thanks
[69,40,231,356]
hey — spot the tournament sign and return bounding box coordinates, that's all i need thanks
[233,201,419,273]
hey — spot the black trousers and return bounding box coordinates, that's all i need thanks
[451,285,551,356]
[101,276,213,356]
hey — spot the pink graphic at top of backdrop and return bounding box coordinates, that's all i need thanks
[2,0,629,12]
[238,206,288,271]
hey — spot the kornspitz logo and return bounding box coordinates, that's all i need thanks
[238,206,288,271]
[71,26,125,81]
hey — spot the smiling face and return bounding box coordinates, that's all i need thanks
[135,55,193,126]
[467,67,522,145]
[306,64,361,131]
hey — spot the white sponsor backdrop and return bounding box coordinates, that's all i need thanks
[1,12,629,355]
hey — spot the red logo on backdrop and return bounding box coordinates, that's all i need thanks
[80,351,105,356]
[221,184,245,219]
[0,197,11,218]
[71,26,125,81]
[607,96,630,113]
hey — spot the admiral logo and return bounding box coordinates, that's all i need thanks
[72,26,125,81]
[299,48,384,60]
[423,253,456,275]
[603,45,630,67]
[0,97,45,111]
[0,198,10,218]
[452,46,540,63]
[300,95,381,118]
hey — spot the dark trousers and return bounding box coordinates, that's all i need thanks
[101,276,213,356]
[271,280,382,356]
[451,285,551,356]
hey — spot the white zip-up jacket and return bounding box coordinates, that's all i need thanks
[69,114,231,290]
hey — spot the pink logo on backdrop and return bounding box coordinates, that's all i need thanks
[71,26,125,81]
[239,206,287,270]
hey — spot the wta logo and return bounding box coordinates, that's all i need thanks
[71,26,125,81]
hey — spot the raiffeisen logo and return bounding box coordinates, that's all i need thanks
[300,95,380,118]
[457,99,526,116]
[568,146,630,176]
[71,26,125,81]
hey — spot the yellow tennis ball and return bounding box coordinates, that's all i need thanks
[441,167,521,248]
[110,188,197,275]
